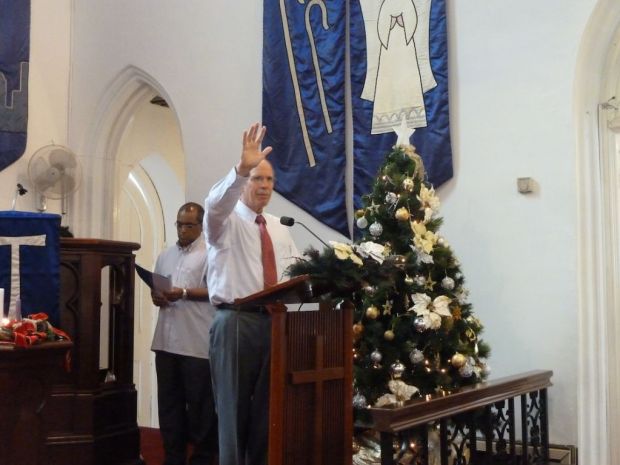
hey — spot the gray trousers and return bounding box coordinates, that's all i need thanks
[209,309,272,465]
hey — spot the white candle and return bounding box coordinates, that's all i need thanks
[0,288,4,318]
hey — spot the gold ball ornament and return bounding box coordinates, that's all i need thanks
[402,177,414,192]
[384,330,395,341]
[451,353,467,368]
[353,323,364,336]
[366,305,380,319]
[395,207,410,221]
[355,209,366,218]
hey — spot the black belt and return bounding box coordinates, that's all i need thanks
[216,303,271,315]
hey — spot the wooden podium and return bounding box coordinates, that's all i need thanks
[235,276,353,465]
[44,239,143,465]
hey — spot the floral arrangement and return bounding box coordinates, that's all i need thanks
[0,313,71,348]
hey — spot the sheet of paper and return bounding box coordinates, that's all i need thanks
[135,264,172,292]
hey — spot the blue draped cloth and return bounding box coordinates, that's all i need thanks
[0,211,60,325]
[0,0,30,171]
[262,0,348,236]
[262,0,451,237]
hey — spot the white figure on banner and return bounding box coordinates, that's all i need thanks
[359,0,437,135]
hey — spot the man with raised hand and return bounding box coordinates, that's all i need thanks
[205,123,299,465]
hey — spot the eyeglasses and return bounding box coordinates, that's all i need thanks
[175,221,201,230]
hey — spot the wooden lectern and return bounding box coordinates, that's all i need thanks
[234,275,353,465]
[45,239,143,465]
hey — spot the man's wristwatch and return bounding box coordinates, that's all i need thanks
[182,288,188,300]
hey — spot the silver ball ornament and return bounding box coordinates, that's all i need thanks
[390,360,406,379]
[385,192,398,205]
[414,275,426,286]
[481,362,491,376]
[459,363,474,377]
[353,392,368,409]
[356,216,369,229]
[441,276,455,290]
[370,349,383,364]
[414,316,428,333]
[369,221,383,237]
[363,285,377,296]
[409,349,424,364]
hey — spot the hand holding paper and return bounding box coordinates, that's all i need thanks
[135,264,172,293]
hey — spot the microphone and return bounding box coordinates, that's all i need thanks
[280,216,329,248]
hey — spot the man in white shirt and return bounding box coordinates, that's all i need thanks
[205,123,298,465]
[151,202,218,465]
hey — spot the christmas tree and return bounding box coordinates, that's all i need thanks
[287,140,490,420]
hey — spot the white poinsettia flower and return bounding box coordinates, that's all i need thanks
[427,312,442,330]
[410,244,434,264]
[330,241,352,259]
[389,379,419,400]
[329,241,364,266]
[410,221,438,254]
[455,287,470,304]
[355,241,385,264]
[374,380,419,407]
[412,293,452,321]
[417,185,440,212]
[423,207,433,223]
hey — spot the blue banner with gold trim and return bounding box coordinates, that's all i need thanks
[263,0,348,236]
[0,0,30,171]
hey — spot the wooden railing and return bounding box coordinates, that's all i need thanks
[368,370,553,465]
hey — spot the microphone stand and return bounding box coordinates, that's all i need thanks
[281,216,330,248]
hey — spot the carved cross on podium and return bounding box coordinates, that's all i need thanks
[290,334,345,465]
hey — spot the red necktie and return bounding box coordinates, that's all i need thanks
[255,214,278,288]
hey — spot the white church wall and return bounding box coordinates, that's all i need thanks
[65,0,599,446]
[0,0,71,214]
[441,1,597,444]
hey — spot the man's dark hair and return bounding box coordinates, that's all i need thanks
[179,202,205,223]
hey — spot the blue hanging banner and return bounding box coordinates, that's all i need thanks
[351,0,453,210]
[262,0,348,236]
[0,0,30,171]
[0,211,61,326]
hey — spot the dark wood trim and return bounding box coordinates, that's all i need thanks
[60,238,140,253]
[370,370,553,433]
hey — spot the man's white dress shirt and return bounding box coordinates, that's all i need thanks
[205,167,299,306]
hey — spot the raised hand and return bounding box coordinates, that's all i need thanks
[236,123,273,177]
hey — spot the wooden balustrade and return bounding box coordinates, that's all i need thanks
[367,370,553,465]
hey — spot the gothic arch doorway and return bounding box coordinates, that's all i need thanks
[76,66,186,427]
[575,2,620,464]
